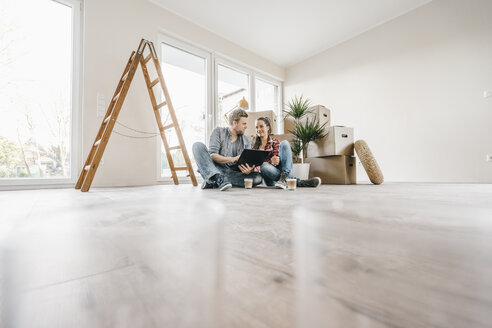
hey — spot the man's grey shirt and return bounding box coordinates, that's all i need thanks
[208,127,251,168]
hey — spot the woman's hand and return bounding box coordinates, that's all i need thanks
[238,163,255,175]
[271,156,280,166]
[232,155,240,163]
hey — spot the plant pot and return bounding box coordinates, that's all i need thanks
[292,163,310,180]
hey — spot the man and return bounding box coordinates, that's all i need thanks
[192,109,262,191]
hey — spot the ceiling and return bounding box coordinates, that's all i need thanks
[149,0,431,67]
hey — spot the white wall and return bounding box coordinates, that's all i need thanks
[285,0,492,183]
[82,0,284,187]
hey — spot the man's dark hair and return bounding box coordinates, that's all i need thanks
[229,109,248,125]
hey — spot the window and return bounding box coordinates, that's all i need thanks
[157,34,282,181]
[217,64,249,127]
[158,39,210,178]
[214,58,282,133]
[255,78,279,112]
[0,0,80,186]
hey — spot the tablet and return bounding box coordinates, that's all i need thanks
[228,149,270,170]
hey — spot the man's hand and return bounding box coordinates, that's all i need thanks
[271,156,280,166]
[211,153,240,164]
[238,163,255,175]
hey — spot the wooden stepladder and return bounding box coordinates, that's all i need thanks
[76,39,198,192]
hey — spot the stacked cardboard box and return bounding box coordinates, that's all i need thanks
[305,156,355,184]
[284,105,331,134]
[306,105,331,127]
[307,125,355,184]
[306,126,354,157]
[282,105,356,184]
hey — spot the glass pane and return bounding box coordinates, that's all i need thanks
[160,43,207,178]
[217,64,249,127]
[0,0,73,179]
[255,78,278,112]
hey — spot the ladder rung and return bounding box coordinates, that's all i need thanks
[155,102,167,110]
[103,116,111,124]
[94,139,102,147]
[174,167,188,171]
[160,124,174,131]
[144,54,152,63]
[150,78,159,88]
[113,91,121,101]
[84,165,91,171]
[168,145,181,151]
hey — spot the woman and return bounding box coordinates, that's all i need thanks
[252,117,321,189]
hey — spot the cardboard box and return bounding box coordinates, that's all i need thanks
[283,105,331,134]
[245,110,278,138]
[305,156,356,184]
[307,126,354,157]
[283,117,296,134]
[305,105,331,128]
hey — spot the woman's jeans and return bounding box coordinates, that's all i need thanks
[192,142,263,187]
[260,140,299,186]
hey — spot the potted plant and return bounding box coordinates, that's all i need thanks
[284,95,312,124]
[284,95,327,179]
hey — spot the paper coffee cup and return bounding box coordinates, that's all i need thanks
[244,178,253,189]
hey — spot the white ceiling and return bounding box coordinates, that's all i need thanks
[149,0,431,67]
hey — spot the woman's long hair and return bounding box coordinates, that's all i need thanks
[252,117,272,150]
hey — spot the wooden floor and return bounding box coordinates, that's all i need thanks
[1,183,491,328]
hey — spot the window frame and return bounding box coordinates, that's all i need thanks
[0,0,82,189]
[156,31,283,183]
[253,74,283,131]
[214,57,251,129]
[214,56,283,119]
[156,33,213,182]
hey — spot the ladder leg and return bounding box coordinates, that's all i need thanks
[76,52,136,190]
[78,53,141,191]
[156,58,198,186]
[140,41,198,186]
[139,53,179,185]
[160,132,179,185]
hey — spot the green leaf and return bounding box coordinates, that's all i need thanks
[291,138,303,158]
[291,117,328,154]
[283,95,312,120]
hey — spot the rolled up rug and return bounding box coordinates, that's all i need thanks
[354,140,384,185]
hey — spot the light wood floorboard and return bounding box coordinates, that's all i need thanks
[1,183,491,327]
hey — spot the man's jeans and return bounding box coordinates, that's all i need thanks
[260,140,300,186]
[192,142,263,187]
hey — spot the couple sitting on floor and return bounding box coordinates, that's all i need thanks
[192,108,321,191]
